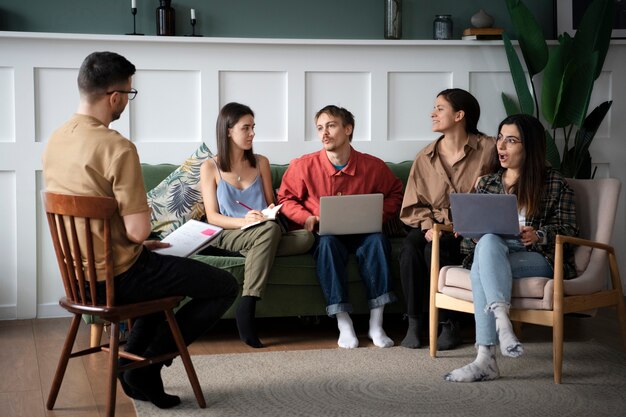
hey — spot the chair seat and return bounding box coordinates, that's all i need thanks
[439,266,558,310]
[59,295,184,321]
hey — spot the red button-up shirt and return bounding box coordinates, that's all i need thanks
[277,147,404,227]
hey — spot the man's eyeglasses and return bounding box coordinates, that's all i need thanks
[496,134,522,146]
[106,88,138,100]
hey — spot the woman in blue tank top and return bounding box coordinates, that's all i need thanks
[200,102,313,348]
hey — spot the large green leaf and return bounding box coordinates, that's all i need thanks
[545,129,560,171]
[502,33,535,115]
[501,92,520,116]
[505,0,548,77]
[571,101,612,176]
[552,52,598,128]
[573,0,614,80]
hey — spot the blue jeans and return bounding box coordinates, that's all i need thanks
[470,234,553,345]
[313,233,397,316]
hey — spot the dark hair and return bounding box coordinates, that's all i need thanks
[216,102,256,171]
[77,52,135,100]
[488,114,547,217]
[315,105,355,141]
[436,88,483,135]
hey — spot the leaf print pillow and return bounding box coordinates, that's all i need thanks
[147,143,212,239]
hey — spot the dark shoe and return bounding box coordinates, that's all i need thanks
[437,320,462,350]
[125,364,181,409]
[118,371,148,401]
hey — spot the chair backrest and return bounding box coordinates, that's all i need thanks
[566,178,621,276]
[42,192,119,307]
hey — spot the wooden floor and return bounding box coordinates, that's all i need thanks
[1,308,624,417]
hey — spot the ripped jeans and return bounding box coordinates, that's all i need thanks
[470,234,553,345]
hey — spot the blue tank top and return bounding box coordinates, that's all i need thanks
[213,158,268,218]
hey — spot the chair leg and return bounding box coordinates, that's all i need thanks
[165,309,206,408]
[553,311,564,384]
[615,296,626,352]
[90,322,104,347]
[429,305,439,358]
[105,321,120,417]
[47,314,82,410]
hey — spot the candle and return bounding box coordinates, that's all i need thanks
[131,0,136,9]
[191,9,196,20]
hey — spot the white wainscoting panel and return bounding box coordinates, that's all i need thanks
[388,72,452,141]
[0,68,15,142]
[0,171,17,319]
[34,68,80,143]
[219,71,288,143]
[0,32,624,319]
[305,72,371,142]
[133,70,201,142]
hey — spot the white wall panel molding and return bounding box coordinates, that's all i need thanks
[0,32,624,319]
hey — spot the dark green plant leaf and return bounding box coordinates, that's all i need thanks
[573,0,614,80]
[545,129,560,170]
[541,38,566,125]
[501,92,521,116]
[570,101,612,177]
[553,52,598,128]
[505,0,548,77]
[502,33,535,116]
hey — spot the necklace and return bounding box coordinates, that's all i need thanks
[237,174,241,182]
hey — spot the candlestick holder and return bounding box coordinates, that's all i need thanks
[126,7,144,35]
[185,18,203,37]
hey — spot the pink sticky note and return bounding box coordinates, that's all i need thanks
[201,228,216,236]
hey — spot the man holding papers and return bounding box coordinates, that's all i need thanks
[42,52,238,409]
[278,105,403,349]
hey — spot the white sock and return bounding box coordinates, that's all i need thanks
[444,345,499,382]
[336,312,358,349]
[490,303,524,358]
[368,306,394,348]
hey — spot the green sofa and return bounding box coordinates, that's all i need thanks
[87,160,413,346]
[142,161,413,319]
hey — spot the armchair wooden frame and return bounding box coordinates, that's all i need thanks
[43,191,206,416]
[428,179,626,384]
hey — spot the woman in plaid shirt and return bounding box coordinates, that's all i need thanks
[445,114,578,382]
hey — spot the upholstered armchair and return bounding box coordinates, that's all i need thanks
[429,178,626,383]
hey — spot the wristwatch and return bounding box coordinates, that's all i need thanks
[535,229,547,245]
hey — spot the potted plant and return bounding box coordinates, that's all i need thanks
[501,0,614,178]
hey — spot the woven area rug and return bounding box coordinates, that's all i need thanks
[133,341,626,417]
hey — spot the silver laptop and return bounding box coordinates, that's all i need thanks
[449,193,520,239]
[318,193,384,235]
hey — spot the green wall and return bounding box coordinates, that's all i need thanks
[0,0,554,40]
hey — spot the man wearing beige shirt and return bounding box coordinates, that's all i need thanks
[43,51,238,409]
[399,89,494,350]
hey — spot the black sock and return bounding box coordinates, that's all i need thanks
[124,364,181,409]
[400,315,422,349]
[236,296,263,348]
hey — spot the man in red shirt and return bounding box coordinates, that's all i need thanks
[278,105,403,349]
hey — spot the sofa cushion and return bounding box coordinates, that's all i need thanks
[147,143,213,239]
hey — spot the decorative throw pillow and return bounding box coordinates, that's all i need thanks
[147,143,213,239]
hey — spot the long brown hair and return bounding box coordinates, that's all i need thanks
[215,102,256,171]
[487,114,547,217]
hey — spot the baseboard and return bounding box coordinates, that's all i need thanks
[0,304,16,320]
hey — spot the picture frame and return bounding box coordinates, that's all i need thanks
[555,0,626,39]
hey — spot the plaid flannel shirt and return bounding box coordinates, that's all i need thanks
[460,168,578,279]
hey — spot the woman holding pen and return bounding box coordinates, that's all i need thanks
[200,102,314,348]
